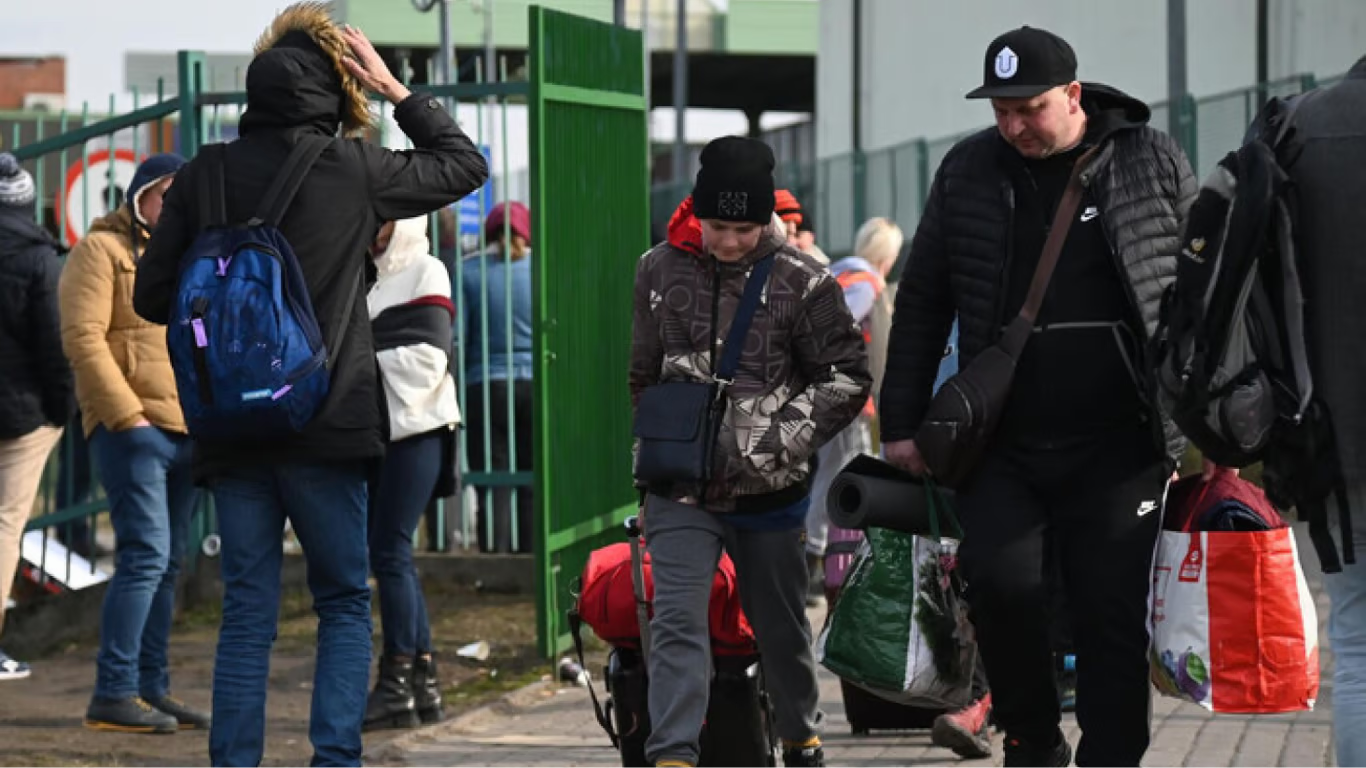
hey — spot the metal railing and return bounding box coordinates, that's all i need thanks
[8,55,539,600]
[649,72,1347,258]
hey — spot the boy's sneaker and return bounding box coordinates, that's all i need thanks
[931,693,993,759]
[1003,730,1072,768]
[782,743,826,767]
[84,696,178,734]
[0,649,31,681]
[145,694,212,730]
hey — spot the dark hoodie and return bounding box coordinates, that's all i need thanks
[0,206,73,438]
[134,6,488,477]
[997,84,1152,447]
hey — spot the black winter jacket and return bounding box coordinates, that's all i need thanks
[880,84,1198,464]
[134,45,488,478]
[1292,57,1366,491]
[0,207,74,439]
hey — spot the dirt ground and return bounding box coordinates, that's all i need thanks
[0,582,545,767]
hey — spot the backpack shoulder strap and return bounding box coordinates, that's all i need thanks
[251,135,330,227]
[196,143,229,228]
[1272,88,1322,149]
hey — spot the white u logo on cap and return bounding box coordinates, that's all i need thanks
[995,46,1019,79]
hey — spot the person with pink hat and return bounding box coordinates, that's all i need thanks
[462,201,534,553]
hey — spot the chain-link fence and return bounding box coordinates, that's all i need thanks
[648,71,1346,258]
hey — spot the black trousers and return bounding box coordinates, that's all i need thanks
[464,379,534,553]
[956,431,1164,766]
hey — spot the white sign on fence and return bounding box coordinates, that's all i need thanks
[58,148,140,246]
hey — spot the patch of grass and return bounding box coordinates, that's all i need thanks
[445,663,550,702]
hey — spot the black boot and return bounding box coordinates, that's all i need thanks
[413,654,445,724]
[363,655,419,732]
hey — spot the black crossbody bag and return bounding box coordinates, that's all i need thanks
[634,254,775,484]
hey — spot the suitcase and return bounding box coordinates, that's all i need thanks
[604,647,777,767]
[825,526,947,735]
[572,515,778,767]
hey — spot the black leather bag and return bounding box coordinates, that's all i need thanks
[915,148,1095,489]
[634,254,775,485]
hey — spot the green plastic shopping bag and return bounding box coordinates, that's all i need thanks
[815,480,977,709]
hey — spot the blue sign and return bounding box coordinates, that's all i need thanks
[457,145,495,238]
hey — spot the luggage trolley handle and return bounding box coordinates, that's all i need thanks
[625,514,652,666]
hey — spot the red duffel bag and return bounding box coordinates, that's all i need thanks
[575,540,757,655]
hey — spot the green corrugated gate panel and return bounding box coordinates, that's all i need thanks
[529,4,650,657]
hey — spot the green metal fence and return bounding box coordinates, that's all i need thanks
[7,9,650,654]
[811,73,1343,258]
[648,71,1348,259]
[528,6,650,655]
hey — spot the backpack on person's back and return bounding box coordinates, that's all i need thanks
[167,136,356,442]
[1152,91,1354,572]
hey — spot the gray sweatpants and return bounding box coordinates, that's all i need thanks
[643,494,821,766]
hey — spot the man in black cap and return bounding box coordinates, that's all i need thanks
[631,135,869,767]
[880,26,1206,766]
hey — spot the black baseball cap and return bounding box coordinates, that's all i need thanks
[966,26,1078,100]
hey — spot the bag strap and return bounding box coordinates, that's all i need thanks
[326,266,364,372]
[1271,88,1322,150]
[626,515,652,667]
[923,478,963,541]
[1018,146,1100,325]
[250,135,330,227]
[567,609,620,749]
[714,253,776,385]
[196,144,229,228]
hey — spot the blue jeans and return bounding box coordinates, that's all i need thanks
[208,462,371,768]
[1325,490,1366,767]
[369,432,441,657]
[90,425,196,701]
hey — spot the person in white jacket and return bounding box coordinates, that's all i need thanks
[364,215,461,732]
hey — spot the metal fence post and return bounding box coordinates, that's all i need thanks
[1177,93,1198,177]
[177,51,206,157]
[915,138,930,212]
[852,150,866,230]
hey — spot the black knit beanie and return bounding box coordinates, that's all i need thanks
[691,136,775,225]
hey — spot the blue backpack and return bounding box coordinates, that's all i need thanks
[167,136,360,441]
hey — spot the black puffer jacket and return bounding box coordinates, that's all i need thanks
[0,207,74,439]
[880,84,1197,463]
[135,34,488,478]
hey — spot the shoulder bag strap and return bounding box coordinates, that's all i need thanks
[1018,146,1099,326]
[714,253,776,385]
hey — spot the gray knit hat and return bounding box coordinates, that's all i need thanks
[0,153,36,209]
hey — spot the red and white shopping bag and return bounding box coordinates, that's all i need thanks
[1149,478,1319,714]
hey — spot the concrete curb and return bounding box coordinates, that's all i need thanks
[364,676,560,765]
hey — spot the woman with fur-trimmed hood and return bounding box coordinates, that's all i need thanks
[132,4,488,765]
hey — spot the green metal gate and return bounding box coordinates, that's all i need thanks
[528,7,650,655]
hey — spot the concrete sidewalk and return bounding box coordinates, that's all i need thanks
[379,551,1337,767]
